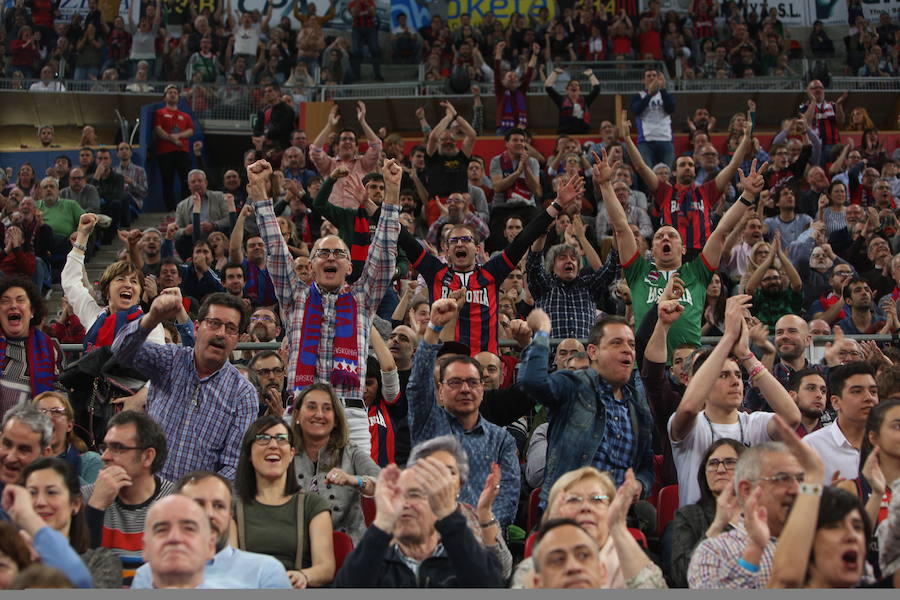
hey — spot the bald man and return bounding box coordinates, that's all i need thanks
[142,495,216,589]
[475,349,537,454]
[554,338,585,371]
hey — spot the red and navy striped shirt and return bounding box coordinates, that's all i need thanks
[349,0,377,29]
[799,101,841,145]
[412,250,516,355]
[653,179,720,251]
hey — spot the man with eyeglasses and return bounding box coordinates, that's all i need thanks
[405,299,521,528]
[112,289,257,482]
[688,419,821,588]
[82,410,174,585]
[250,158,401,456]
[60,167,101,213]
[248,350,288,417]
[799,79,844,165]
[805,362,879,484]
[37,176,85,258]
[860,235,895,300]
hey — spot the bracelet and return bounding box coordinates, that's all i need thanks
[550,201,563,213]
[748,363,766,380]
[72,241,88,253]
[737,558,760,573]
[739,353,755,362]
[479,516,498,528]
[799,483,823,496]
[356,476,364,489]
[739,195,754,207]
[427,322,444,333]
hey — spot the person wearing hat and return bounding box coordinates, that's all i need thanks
[153,85,194,211]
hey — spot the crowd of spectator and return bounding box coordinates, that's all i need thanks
[1,0,900,592]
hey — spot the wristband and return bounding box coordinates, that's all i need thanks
[534,331,549,339]
[356,476,364,489]
[479,516,498,528]
[72,241,88,253]
[427,322,444,333]
[739,195,754,207]
[550,201,563,213]
[739,353,755,362]
[799,483,823,496]
[748,363,766,380]
[737,558,760,573]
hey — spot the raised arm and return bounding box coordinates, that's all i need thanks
[619,112,659,192]
[592,148,636,263]
[702,158,767,268]
[570,213,601,271]
[744,230,778,295]
[714,121,753,193]
[356,101,379,145]
[312,104,340,148]
[426,101,456,156]
[354,159,401,313]
[229,203,250,263]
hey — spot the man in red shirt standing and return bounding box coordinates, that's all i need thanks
[348,0,383,82]
[153,85,195,211]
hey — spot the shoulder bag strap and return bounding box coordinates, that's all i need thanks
[294,492,306,570]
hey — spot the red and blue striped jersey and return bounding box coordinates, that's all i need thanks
[653,179,720,251]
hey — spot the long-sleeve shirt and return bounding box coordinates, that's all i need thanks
[111,319,258,481]
[425,212,489,245]
[33,526,93,588]
[630,89,676,142]
[253,196,399,403]
[178,264,225,301]
[525,248,617,339]
[406,341,520,528]
[595,201,653,241]
[0,247,35,276]
[115,161,148,206]
[687,519,775,589]
[309,140,383,209]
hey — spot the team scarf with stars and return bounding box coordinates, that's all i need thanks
[294,283,360,391]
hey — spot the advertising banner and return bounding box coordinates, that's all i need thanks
[446,0,556,27]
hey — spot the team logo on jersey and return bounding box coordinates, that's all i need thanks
[645,270,660,285]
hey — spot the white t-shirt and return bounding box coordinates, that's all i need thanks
[802,422,859,484]
[233,23,261,56]
[668,410,774,507]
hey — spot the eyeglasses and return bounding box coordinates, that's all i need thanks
[442,377,484,389]
[98,442,145,454]
[706,457,738,471]
[253,433,291,446]
[838,350,864,359]
[562,494,610,507]
[250,315,276,323]
[757,472,805,486]
[255,366,284,377]
[201,317,239,336]
[38,407,67,419]
[313,248,349,260]
[402,489,428,502]
[448,235,474,245]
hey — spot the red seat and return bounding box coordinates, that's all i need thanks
[648,454,664,508]
[361,496,376,527]
[524,531,537,558]
[628,527,649,549]
[527,487,542,532]
[656,484,679,537]
[332,531,354,571]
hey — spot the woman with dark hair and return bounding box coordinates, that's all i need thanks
[19,458,121,587]
[14,163,37,197]
[233,415,335,588]
[0,521,33,589]
[669,438,746,588]
[33,391,101,485]
[0,276,61,421]
[364,325,401,467]
[291,382,380,543]
[861,128,888,171]
[700,272,727,336]
[819,180,849,237]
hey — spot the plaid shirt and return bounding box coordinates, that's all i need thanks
[309,141,382,209]
[525,249,618,339]
[593,382,635,487]
[406,341,521,528]
[111,321,258,482]
[253,197,399,401]
[115,162,148,206]
[687,519,775,589]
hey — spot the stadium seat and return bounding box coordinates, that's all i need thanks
[527,487,542,532]
[361,496,376,527]
[656,485,679,537]
[628,527,649,550]
[524,531,537,558]
[332,531,354,572]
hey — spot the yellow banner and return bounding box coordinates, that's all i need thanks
[446,0,557,26]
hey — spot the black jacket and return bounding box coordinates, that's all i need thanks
[333,509,504,588]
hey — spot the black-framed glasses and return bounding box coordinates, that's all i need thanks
[313,248,349,260]
[442,377,483,389]
[201,318,239,336]
[706,458,738,471]
[448,235,474,245]
[757,472,805,486]
[98,442,145,454]
[253,433,290,446]
[255,367,284,377]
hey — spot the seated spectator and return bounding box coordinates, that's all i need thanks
[594,180,653,242]
[787,368,829,437]
[131,470,291,588]
[289,383,380,544]
[0,521,33,588]
[1,403,54,487]
[60,168,101,213]
[82,410,173,585]
[37,177,85,263]
[809,20,835,57]
[0,226,35,279]
[835,277,887,335]
[115,143,147,217]
[0,278,61,418]
[233,415,335,588]
[21,458,121,587]
[513,467,666,588]
[177,240,227,301]
[29,66,66,92]
[670,439,746,588]
[248,349,288,413]
[32,391,100,485]
[141,495,216,589]
[332,450,505,587]
[670,295,801,506]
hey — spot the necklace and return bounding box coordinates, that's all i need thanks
[704,412,749,447]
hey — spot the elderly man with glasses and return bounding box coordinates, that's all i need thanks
[249,158,401,455]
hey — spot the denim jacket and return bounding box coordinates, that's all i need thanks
[518,334,655,504]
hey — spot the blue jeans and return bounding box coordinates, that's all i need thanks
[73,66,99,81]
[350,27,381,80]
[637,140,675,169]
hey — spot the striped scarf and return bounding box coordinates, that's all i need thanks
[244,260,277,306]
[83,305,143,352]
[348,207,371,284]
[294,283,360,392]
[0,328,56,395]
[499,88,528,130]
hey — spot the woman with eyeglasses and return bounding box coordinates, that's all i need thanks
[511,466,666,588]
[291,383,380,544]
[670,438,746,588]
[234,415,335,588]
[16,458,121,587]
[32,391,101,485]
